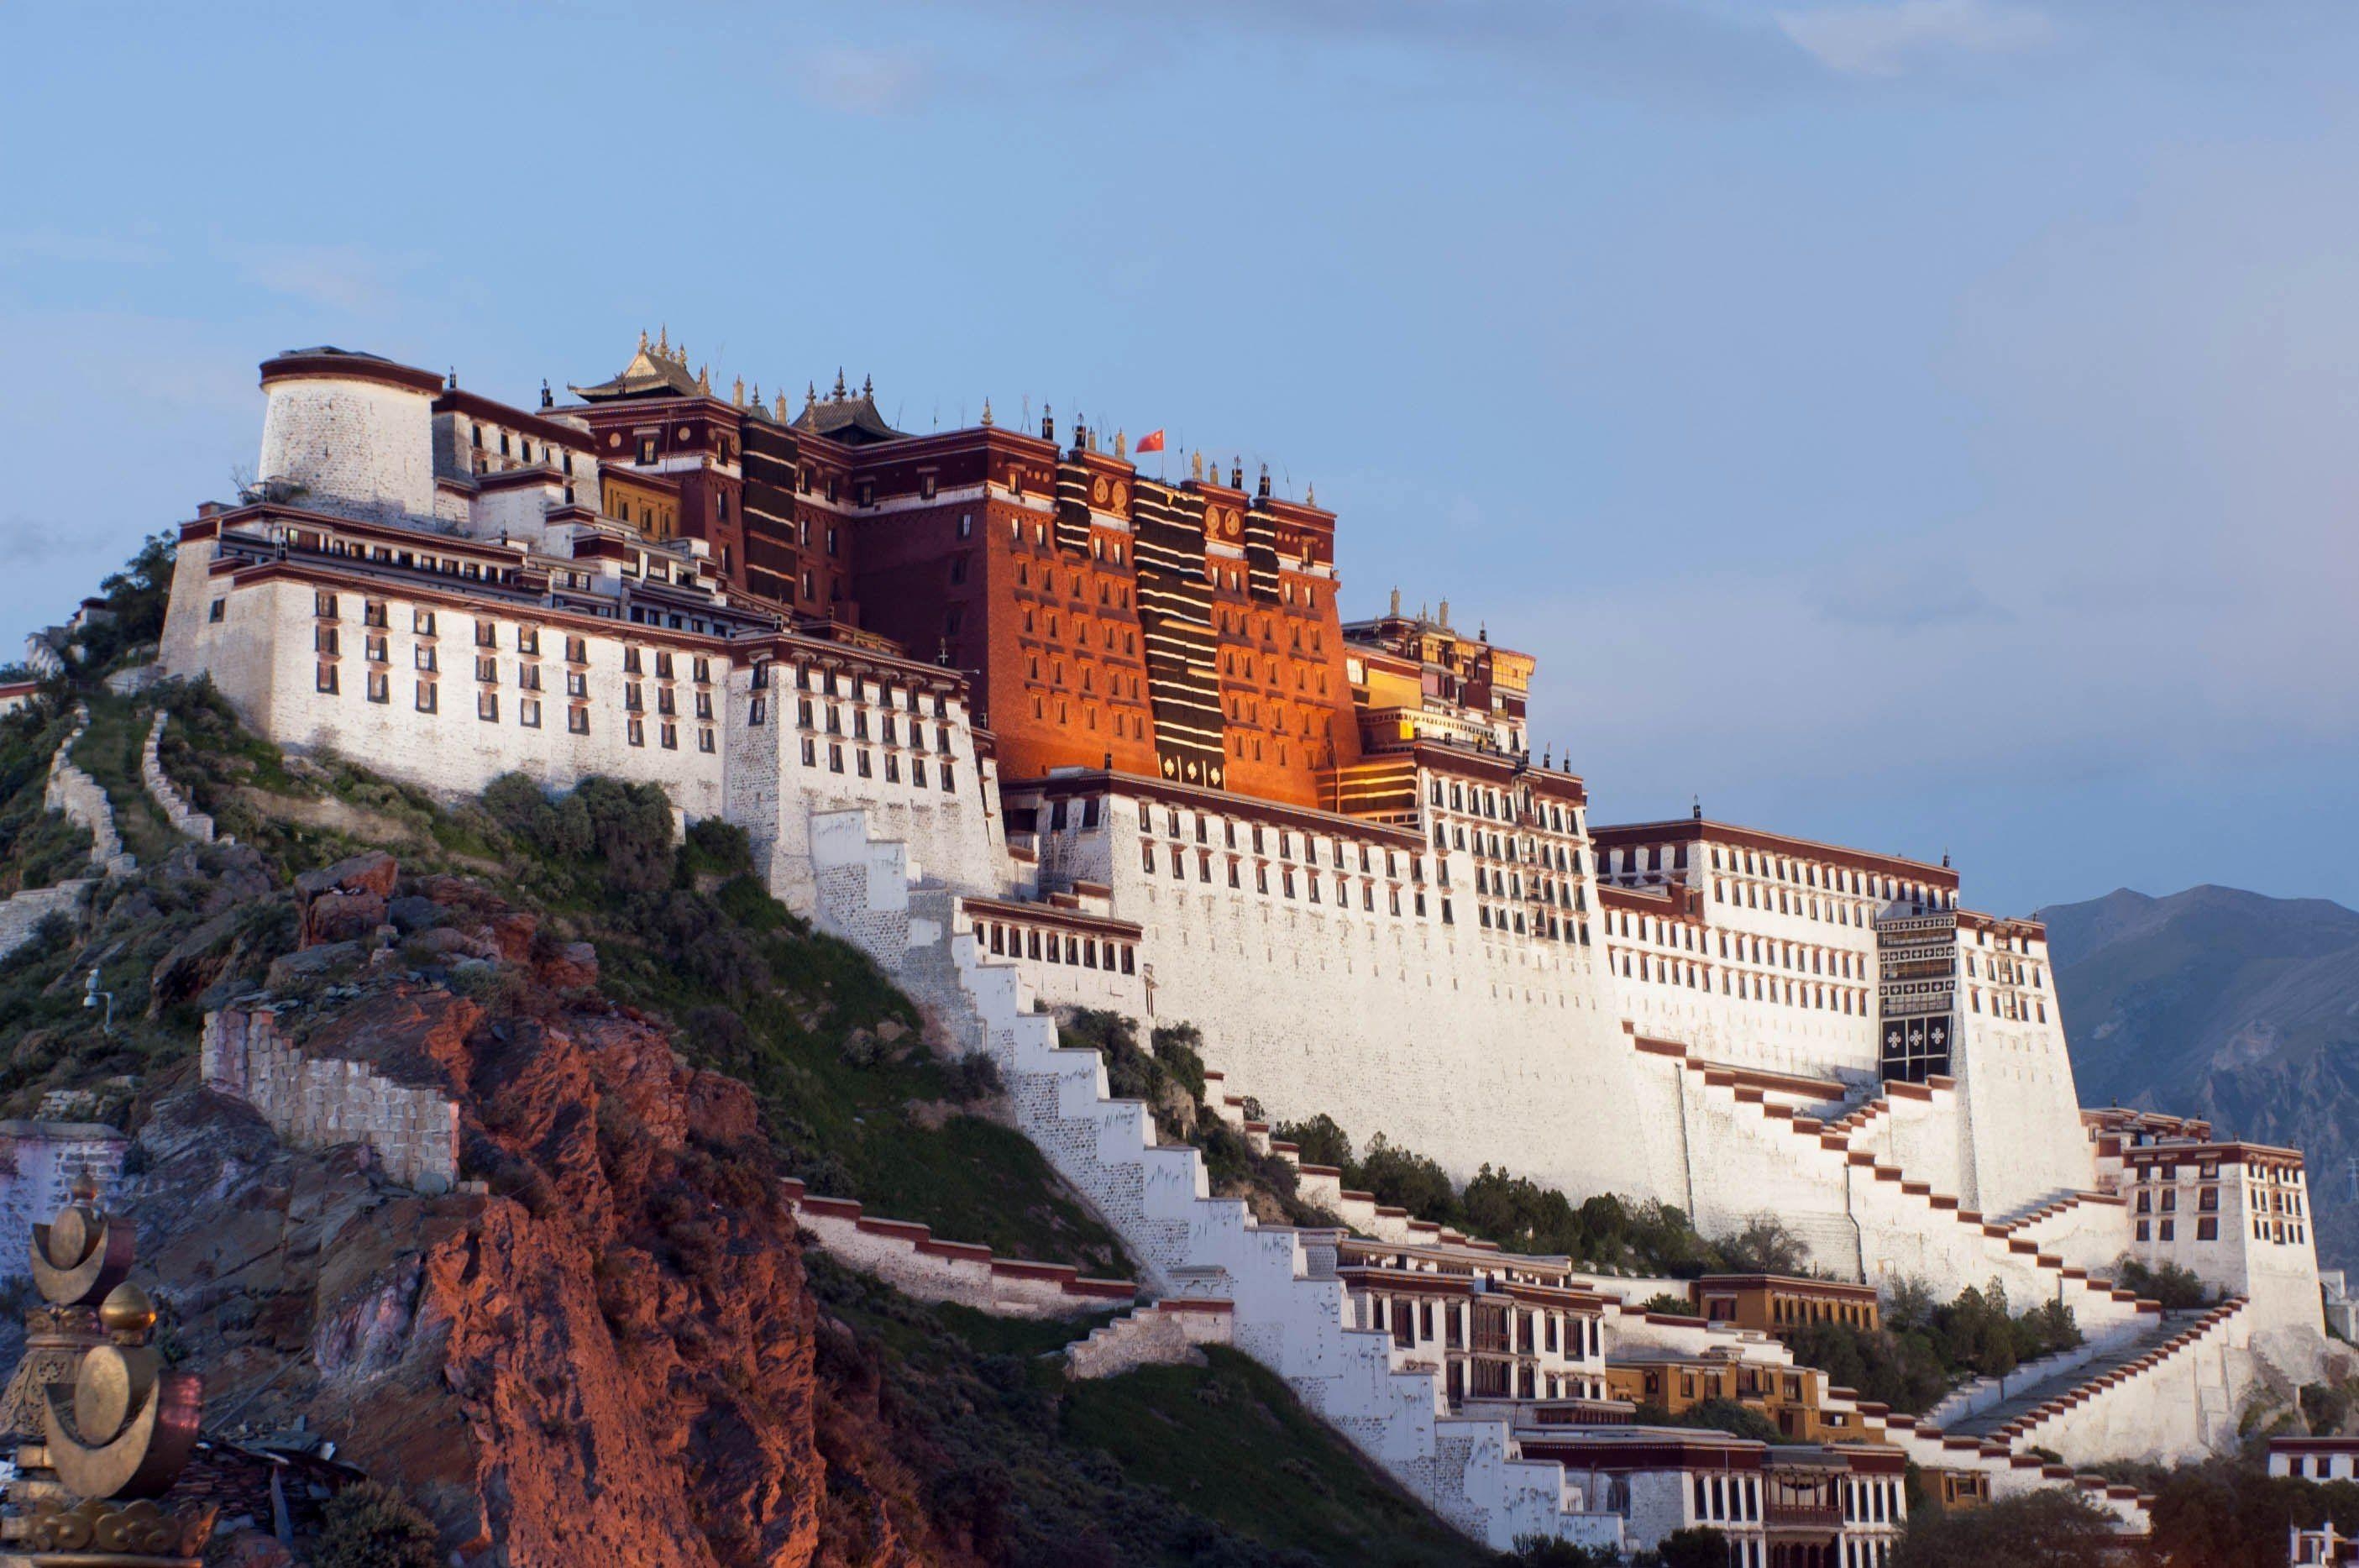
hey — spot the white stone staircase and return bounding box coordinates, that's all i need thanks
[805,807,1626,1553]
[1656,1042,2158,1343]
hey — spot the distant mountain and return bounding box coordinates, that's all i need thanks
[2040,884,2359,1274]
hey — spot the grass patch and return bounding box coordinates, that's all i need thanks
[1062,1347,1486,1566]
[810,1256,1485,1566]
[71,690,177,866]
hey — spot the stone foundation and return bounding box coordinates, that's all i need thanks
[200,1007,458,1193]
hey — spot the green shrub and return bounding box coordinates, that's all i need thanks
[312,1480,440,1568]
[2115,1256,2208,1310]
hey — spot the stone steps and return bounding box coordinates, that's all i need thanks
[806,805,1626,1554]
[1067,1298,1235,1378]
[1668,1050,2155,1341]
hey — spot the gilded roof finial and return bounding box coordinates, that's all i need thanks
[1306,480,1316,506]
[980,396,993,427]
[697,363,711,394]
[862,373,873,398]
[638,328,650,354]
[733,375,746,407]
[775,390,789,421]
[1190,449,1204,481]
[834,368,847,400]
[658,324,669,357]
[1114,428,1127,459]
[807,381,819,411]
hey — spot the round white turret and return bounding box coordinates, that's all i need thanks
[255,348,441,521]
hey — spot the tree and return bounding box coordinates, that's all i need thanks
[1273,1112,1353,1169]
[1717,1214,1811,1277]
[1891,1490,2117,1568]
[1638,1527,1730,1568]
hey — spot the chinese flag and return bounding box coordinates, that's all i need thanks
[1135,428,1166,454]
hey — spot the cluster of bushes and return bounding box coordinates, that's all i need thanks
[1782,1277,2084,1415]
[1271,1111,1800,1277]
[2114,1255,2210,1309]
[1062,1010,1334,1228]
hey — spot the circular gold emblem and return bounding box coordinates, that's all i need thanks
[1093,476,1109,506]
[1113,481,1129,511]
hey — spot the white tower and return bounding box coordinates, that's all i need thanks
[255,348,441,522]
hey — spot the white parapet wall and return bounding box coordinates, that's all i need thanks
[45,705,133,878]
[139,711,217,842]
[788,1184,1138,1319]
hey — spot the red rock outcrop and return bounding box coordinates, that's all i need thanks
[131,868,949,1567]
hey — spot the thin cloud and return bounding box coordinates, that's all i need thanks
[0,227,168,267]
[215,238,432,313]
[799,45,927,115]
[1778,0,2055,77]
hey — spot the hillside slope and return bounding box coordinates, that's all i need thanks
[0,534,1494,1566]
[2041,884,2359,1272]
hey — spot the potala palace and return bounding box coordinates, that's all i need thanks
[138,339,2327,1561]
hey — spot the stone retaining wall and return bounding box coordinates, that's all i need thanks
[200,1007,458,1193]
[0,1119,128,1281]
[1067,1300,1235,1378]
[0,878,91,962]
[141,711,217,842]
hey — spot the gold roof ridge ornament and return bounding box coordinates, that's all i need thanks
[0,1169,218,1564]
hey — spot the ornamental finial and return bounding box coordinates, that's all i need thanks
[733,375,746,407]
[980,396,993,427]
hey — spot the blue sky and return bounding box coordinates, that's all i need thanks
[3,1,2354,915]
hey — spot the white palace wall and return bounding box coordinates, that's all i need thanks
[1029,790,1687,1208]
[1953,1009,2096,1216]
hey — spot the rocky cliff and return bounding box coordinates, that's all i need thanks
[118,851,947,1565]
